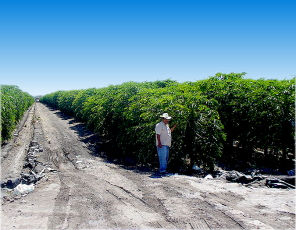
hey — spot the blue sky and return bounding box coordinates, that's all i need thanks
[1,0,295,96]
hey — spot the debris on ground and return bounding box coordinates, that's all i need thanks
[205,169,295,189]
[1,141,52,203]
[13,183,35,196]
[288,169,295,176]
[265,178,295,189]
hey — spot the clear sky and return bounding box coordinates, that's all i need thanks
[1,0,295,96]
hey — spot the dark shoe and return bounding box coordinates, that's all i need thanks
[161,172,174,177]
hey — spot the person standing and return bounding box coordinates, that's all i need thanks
[155,113,177,174]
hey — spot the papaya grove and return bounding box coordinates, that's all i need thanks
[40,73,295,173]
[1,85,35,143]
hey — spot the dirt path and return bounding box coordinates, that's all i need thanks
[1,102,295,229]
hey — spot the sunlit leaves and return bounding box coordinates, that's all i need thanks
[1,85,34,142]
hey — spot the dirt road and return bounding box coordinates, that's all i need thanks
[1,102,295,229]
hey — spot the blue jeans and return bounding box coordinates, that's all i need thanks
[157,145,169,173]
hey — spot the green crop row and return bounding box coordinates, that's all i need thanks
[40,73,295,173]
[1,85,35,143]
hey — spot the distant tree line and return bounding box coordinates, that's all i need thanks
[1,85,34,143]
[40,73,295,173]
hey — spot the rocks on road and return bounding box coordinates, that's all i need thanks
[1,102,295,229]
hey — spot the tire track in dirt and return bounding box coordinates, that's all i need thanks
[36,103,179,229]
[1,104,35,180]
[115,168,245,229]
[47,174,71,229]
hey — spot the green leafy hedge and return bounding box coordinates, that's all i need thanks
[1,85,35,142]
[40,74,295,172]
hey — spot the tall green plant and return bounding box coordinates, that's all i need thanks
[198,73,295,171]
[1,85,34,142]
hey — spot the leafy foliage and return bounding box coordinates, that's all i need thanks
[198,73,295,171]
[40,74,295,173]
[1,85,34,142]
